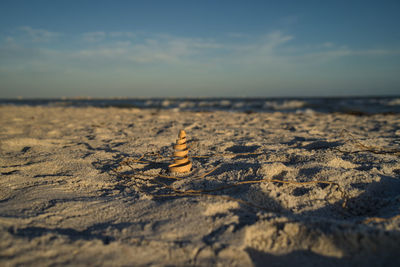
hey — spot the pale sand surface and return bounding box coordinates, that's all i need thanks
[1,106,400,266]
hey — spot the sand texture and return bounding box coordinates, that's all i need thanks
[1,106,400,266]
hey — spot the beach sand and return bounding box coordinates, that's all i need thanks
[1,106,400,266]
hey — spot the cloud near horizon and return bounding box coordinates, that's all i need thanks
[18,26,61,42]
[1,26,399,97]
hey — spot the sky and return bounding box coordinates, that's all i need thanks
[0,0,399,98]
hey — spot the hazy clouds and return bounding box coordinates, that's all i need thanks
[1,26,399,97]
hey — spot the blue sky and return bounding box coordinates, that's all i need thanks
[0,0,399,98]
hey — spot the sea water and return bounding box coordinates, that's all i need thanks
[1,97,400,114]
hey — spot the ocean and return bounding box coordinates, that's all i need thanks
[1,97,400,114]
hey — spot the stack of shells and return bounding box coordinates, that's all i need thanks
[168,130,192,173]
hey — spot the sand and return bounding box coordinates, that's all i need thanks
[1,106,400,266]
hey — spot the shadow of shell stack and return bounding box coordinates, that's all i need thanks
[168,130,192,173]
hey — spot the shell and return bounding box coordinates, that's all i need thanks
[168,130,192,173]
